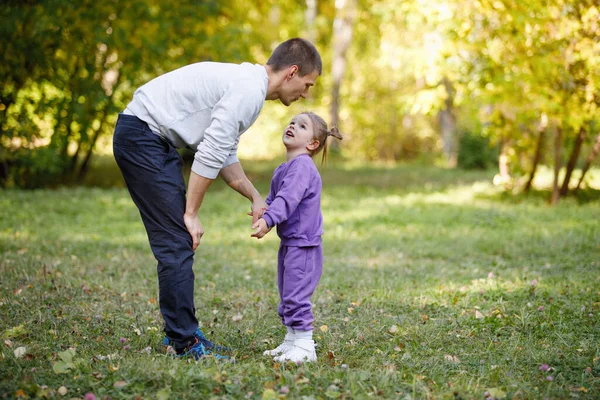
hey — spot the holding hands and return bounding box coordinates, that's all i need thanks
[248,201,271,239]
[250,200,267,224]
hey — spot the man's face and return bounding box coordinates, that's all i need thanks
[280,67,319,106]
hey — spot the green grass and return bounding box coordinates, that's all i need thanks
[1,162,599,399]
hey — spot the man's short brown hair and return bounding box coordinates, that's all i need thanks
[267,38,322,76]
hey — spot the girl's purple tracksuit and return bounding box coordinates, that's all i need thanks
[262,154,323,331]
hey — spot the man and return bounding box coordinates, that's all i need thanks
[112,38,322,358]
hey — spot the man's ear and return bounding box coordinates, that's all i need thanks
[306,139,320,151]
[287,65,299,80]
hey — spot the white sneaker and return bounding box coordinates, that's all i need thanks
[273,339,316,363]
[263,339,295,356]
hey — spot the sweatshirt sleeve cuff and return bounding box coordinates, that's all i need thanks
[262,213,274,228]
[222,153,239,169]
[191,159,220,179]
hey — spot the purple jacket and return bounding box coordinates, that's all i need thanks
[262,154,323,246]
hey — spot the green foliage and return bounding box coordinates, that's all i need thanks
[457,131,497,170]
[449,0,600,185]
[1,163,599,398]
[2,1,600,189]
[0,0,256,188]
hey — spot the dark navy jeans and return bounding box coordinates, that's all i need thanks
[113,114,198,349]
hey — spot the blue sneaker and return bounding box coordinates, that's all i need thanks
[163,328,232,357]
[166,337,231,361]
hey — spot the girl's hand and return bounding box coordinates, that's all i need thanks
[251,218,271,239]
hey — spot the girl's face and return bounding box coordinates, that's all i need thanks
[282,114,318,154]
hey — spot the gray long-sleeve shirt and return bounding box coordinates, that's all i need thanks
[263,154,323,247]
[124,62,268,179]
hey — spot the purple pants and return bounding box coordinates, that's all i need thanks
[277,245,323,331]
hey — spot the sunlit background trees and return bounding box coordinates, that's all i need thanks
[2,0,599,202]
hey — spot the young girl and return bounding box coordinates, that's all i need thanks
[251,112,342,363]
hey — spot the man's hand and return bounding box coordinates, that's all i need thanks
[250,199,268,224]
[251,218,271,239]
[220,163,266,224]
[184,213,204,251]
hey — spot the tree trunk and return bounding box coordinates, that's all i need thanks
[438,77,457,167]
[305,0,317,44]
[77,116,107,181]
[0,96,18,183]
[330,0,356,141]
[560,126,586,196]
[303,0,318,101]
[77,72,121,181]
[268,4,281,49]
[496,138,511,187]
[551,126,562,205]
[574,133,600,192]
[69,115,93,175]
[524,128,545,193]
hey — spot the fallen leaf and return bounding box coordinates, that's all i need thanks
[327,350,335,360]
[14,389,27,399]
[388,325,399,334]
[487,388,506,399]
[325,387,341,399]
[212,372,224,383]
[14,346,26,358]
[53,361,71,374]
[108,364,120,372]
[475,311,484,319]
[4,339,14,347]
[113,380,128,389]
[569,387,588,393]
[92,371,105,380]
[319,325,329,333]
[156,388,170,400]
[444,354,461,363]
[58,386,68,395]
[232,314,243,322]
[4,324,27,338]
[262,389,277,400]
[58,349,75,363]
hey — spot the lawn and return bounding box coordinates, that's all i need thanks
[1,162,599,399]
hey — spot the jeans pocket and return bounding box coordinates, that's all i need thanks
[115,143,167,174]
